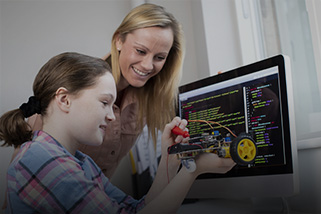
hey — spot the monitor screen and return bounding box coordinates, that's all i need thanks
[178,55,298,199]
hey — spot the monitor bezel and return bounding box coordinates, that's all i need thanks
[178,54,298,198]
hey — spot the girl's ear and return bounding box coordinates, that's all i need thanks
[55,87,71,113]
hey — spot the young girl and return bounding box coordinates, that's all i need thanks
[1,52,235,213]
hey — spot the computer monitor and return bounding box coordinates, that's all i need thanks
[178,54,298,199]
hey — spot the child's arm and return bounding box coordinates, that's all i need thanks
[141,117,235,213]
[143,117,185,204]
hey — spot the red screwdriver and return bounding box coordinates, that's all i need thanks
[171,126,190,138]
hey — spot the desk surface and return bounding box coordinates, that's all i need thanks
[178,198,253,214]
[177,198,308,214]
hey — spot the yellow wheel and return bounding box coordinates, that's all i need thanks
[230,133,257,165]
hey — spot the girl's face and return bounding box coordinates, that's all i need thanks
[68,72,116,147]
[116,26,174,89]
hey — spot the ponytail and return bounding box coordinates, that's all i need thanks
[0,109,32,148]
[0,96,41,147]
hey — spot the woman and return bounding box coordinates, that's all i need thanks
[1,52,234,213]
[86,3,185,178]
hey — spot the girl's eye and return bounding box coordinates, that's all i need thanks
[102,101,108,106]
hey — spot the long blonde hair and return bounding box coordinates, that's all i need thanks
[110,3,185,144]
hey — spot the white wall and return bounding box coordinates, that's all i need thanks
[202,0,242,74]
[0,1,128,113]
[0,0,242,211]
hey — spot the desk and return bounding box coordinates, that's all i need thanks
[178,198,254,214]
[177,198,307,214]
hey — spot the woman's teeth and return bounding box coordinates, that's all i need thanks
[99,125,106,131]
[133,67,149,76]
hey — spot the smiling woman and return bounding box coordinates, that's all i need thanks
[115,26,174,89]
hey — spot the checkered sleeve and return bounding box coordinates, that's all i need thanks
[6,140,145,214]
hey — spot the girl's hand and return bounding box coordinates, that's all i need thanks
[194,153,236,176]
[161,116,234,177]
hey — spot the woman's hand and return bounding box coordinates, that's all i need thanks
[161,117,188,157]
[160,117,189,174]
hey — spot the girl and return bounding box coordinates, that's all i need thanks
[1,52,234,213]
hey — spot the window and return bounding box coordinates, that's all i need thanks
[235,0,321,149]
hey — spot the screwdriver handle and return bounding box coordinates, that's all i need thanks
[172,126,190,138]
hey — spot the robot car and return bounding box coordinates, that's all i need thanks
[168,121,257,172]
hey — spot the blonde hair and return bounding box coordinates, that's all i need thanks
[110,3,185,144]
[0,52,111,147]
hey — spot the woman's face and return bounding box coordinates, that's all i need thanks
[68,72,116,147]
[116,26,174,89]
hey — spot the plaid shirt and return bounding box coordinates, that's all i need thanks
[6,131,145,214]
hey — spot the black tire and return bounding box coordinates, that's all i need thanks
[230,133,257,166]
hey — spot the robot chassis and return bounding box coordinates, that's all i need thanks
[168,121,257,172]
